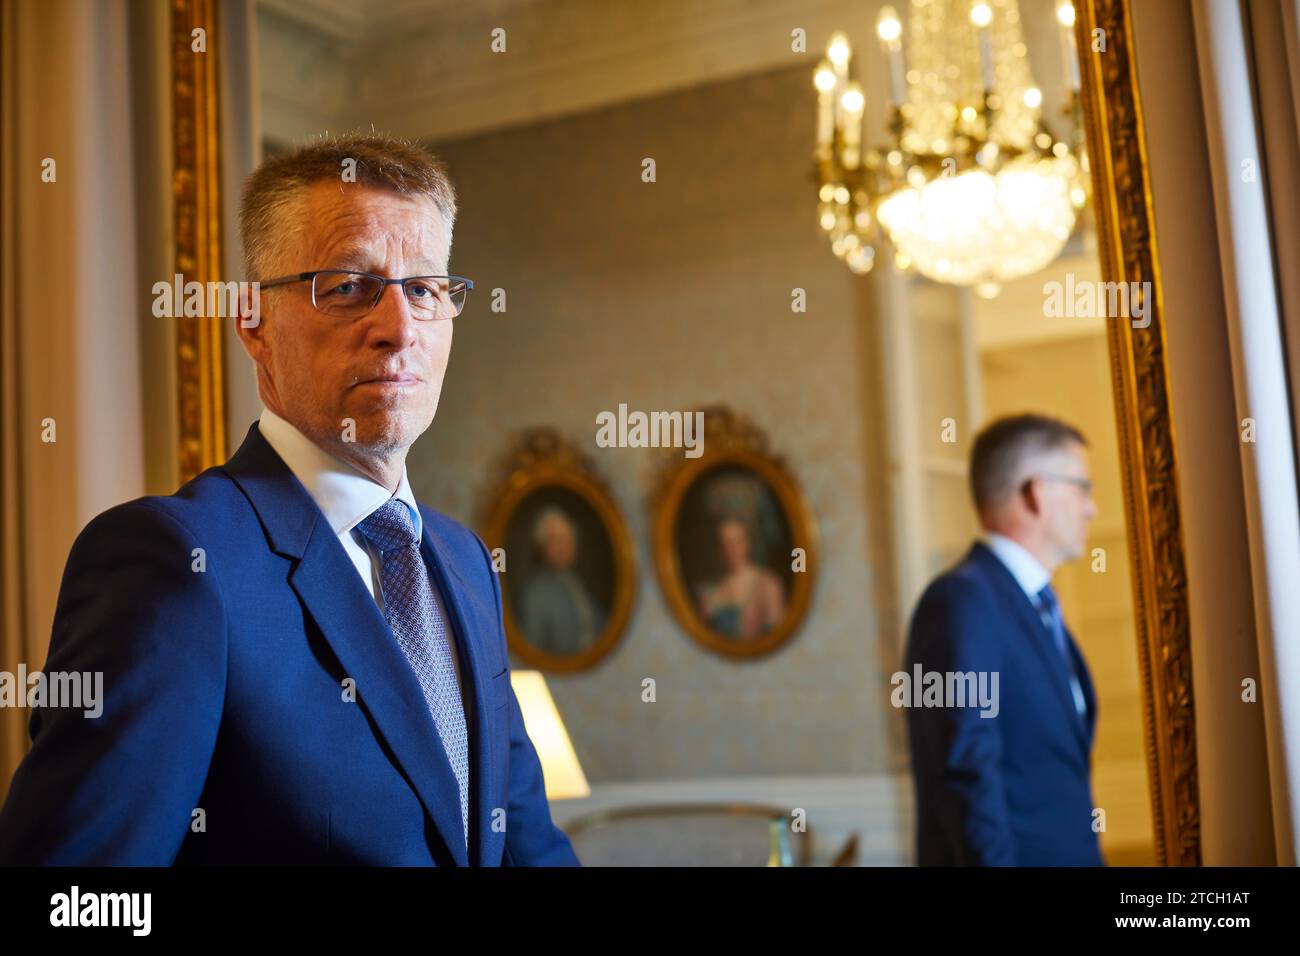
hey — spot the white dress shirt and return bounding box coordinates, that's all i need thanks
[257,406,461,681]
[980,531,1087,719]
[980,531,1050,599]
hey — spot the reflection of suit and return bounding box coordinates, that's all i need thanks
[520,569,601,656]
[0,423,579,866]
[904,541,1103,866]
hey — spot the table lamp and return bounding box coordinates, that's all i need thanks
[509,670,590,800]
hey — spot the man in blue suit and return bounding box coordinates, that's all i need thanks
[904,413,1104,866]
[0,134,580,866]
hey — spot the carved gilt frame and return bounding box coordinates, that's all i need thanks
[172,0,227,483]
[1077,0,1199,865]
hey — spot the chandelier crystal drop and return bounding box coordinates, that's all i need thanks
[813,0,1089,293]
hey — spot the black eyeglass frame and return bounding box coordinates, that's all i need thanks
[257,270,474,319]
[1022,473,1095,495]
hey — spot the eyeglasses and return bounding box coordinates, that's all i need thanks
[1030,473,1094,494]
[258,270,473,321]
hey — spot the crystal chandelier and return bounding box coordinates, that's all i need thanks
[813,0,1089,297]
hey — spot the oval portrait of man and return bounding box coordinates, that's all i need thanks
[482,430,636,673]
[504,486,613,656]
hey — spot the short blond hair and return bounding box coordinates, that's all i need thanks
[238,132,458,281]
[970,414,1087,514]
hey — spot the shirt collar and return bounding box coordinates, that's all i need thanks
[980,530,1051,599]
[257,406,422,541]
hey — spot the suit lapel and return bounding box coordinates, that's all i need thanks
[1063,623,1098,743]
[419,517,495,868]
[223,422,471,866]
[970,543,1090,756]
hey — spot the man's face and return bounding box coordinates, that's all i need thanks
[242,181,454,461]
[1034,441,1098,563]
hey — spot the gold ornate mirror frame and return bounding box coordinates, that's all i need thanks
[172,0,226,484]
[174,0,1198,863]
[1076,0,1198,866]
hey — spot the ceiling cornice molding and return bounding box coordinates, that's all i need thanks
[370,4,867,142]
[256,0,1070,146]
[259,0,365,38]
[258,0,876,144]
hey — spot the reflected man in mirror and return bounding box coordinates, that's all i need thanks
[905,414,1104,866]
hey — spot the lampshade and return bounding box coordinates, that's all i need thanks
[510,670,590,800]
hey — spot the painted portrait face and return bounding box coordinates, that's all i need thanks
[537,511,578,569]
[717,519,752,570]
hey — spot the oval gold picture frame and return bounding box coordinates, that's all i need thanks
[651,406,818,659]
[481,429,637,673]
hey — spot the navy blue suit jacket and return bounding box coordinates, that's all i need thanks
[903,542,1104,866]
[0,422,580,866]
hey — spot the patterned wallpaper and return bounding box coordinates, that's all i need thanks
[407,64,902,781]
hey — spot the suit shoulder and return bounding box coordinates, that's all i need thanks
[907,554,1003,664]
[73,467,249,549]
[57,491,229,625]
[76,495,200,545]
[916,557,995,614]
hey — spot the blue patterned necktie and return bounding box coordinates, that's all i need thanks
[358,499,469,845]
[1035,584,1087,721]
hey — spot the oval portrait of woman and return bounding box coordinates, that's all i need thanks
[652,407,817,658]
[677,466,792,640]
